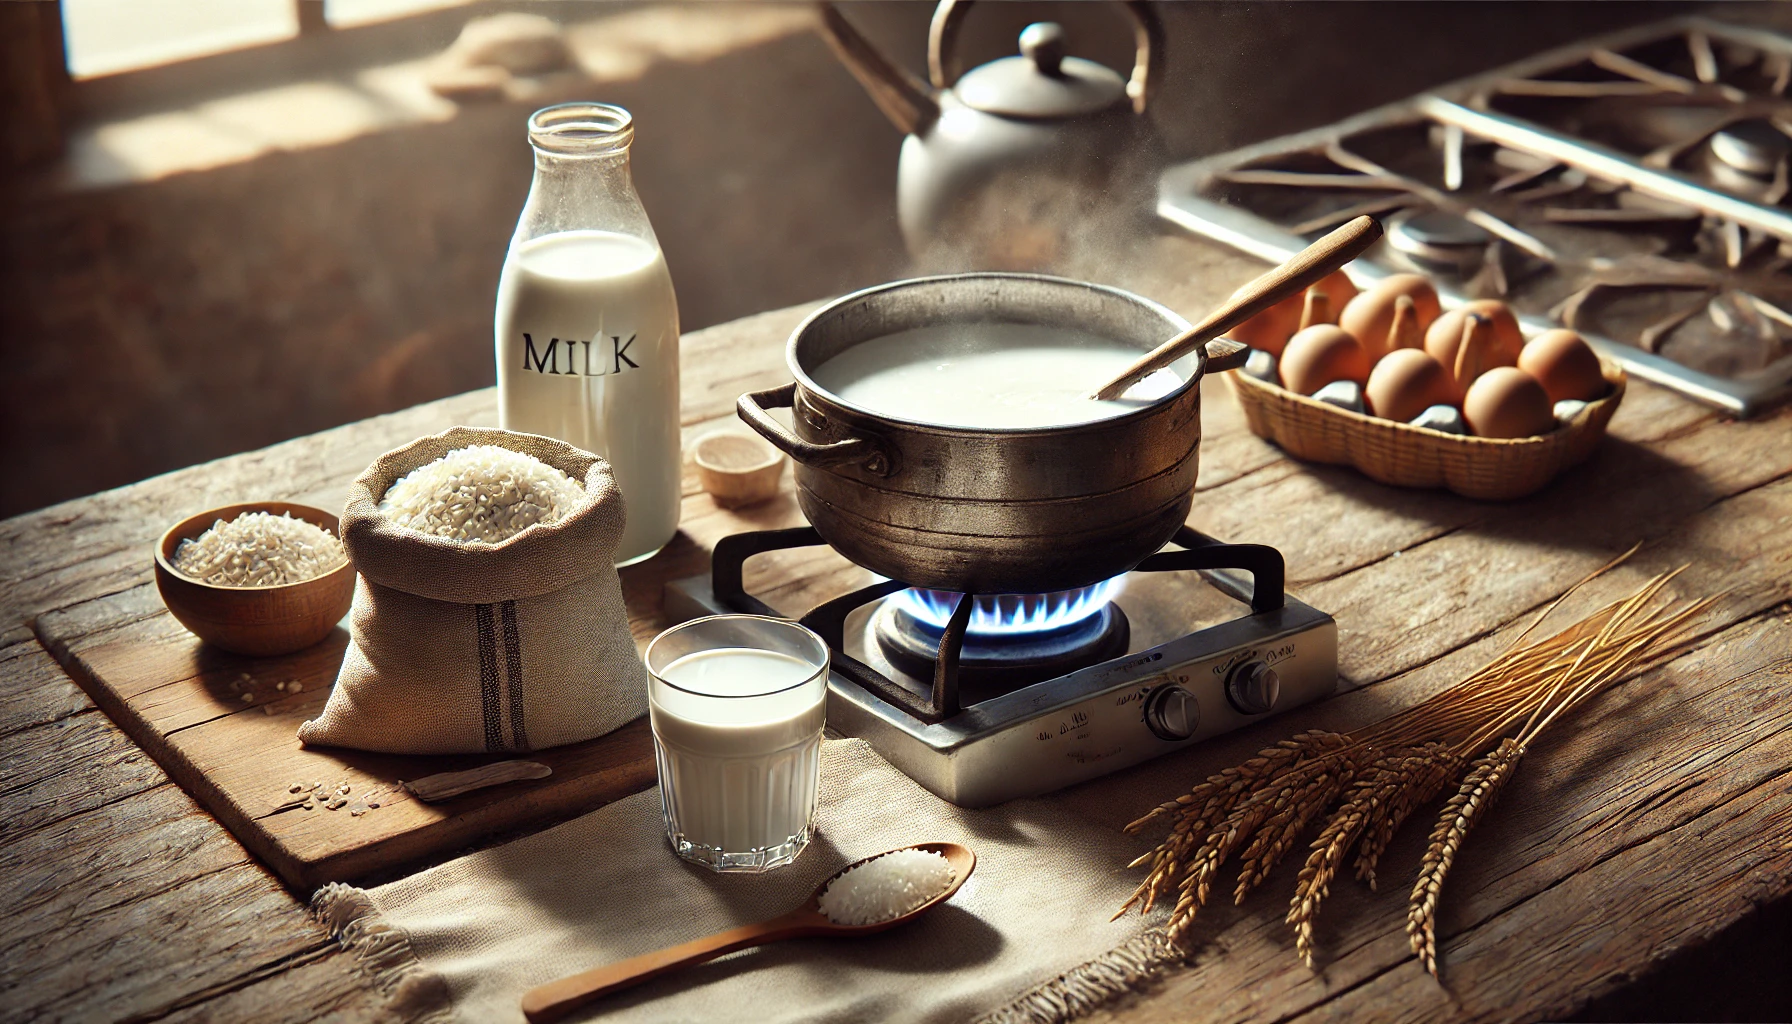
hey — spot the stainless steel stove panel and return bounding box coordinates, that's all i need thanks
[830,596,1336,807]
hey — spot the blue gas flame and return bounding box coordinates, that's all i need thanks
[890,578,1124,636]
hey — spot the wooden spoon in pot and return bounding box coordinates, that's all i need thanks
[1092,215,1385,400]
[520,842,977,1023]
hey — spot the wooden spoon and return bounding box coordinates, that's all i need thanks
[1092,215,1385,400]
[520,842,977,1023]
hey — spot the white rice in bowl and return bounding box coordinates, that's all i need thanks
[172,511,348,587]
[380,444,585,544]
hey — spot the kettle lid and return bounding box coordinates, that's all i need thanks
[954,22,1127,119]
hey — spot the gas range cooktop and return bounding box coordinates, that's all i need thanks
[664,527,1338,807]
[1159,15,1792,416]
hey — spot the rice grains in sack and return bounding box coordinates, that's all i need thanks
[299,426,647,754]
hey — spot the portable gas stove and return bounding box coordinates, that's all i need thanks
[664,527,1337,807]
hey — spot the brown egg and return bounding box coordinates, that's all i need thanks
[1280,325,1371,396]
[1519,329,1606,402]
[1226,269,1357,357]
[1425,300,1523,376]
[1365,348,1455,423]
[1463,367,1555,439]
[1340,274,1442,361]
[1427,310,1517,399]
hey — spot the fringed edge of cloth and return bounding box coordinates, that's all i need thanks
[974,930,1184,1024]
[312,882,458,1024]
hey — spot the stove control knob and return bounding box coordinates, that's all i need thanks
[1227,661,1281,715]
[1144,685,1199,741]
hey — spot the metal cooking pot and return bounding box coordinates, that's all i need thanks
[737,274,1244,595]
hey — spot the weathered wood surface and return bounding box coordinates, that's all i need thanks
[0,635,389,1024]
[57,624,657,891]
[2,233,1789,1022]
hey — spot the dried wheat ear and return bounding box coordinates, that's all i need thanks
[1117,546,1718,979]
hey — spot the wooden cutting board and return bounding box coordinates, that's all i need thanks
[54,617,657,892]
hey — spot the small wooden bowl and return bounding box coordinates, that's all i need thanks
[154,502,356,657]
[692,432,784,508]
[1227,359,1626,500]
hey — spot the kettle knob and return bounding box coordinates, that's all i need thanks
[1018,23,1065,77]
[930,0,1163,114]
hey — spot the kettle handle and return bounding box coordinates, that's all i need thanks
[928,0,1164,114]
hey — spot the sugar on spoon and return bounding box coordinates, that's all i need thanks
[520,842,977,1023]
[1091,214,1385,401]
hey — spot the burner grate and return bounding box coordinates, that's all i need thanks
[707,526,1285,724]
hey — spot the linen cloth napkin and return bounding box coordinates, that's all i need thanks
[314,739,1173,1024]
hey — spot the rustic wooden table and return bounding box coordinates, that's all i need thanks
[3,234,1788,1024]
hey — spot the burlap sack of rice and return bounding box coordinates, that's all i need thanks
[299,426,647,755]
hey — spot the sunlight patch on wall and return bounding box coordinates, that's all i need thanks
[61,3,817,190]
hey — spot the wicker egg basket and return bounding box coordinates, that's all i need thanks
[1225,359,1627,500]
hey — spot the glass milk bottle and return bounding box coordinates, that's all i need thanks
[496,102,681,566]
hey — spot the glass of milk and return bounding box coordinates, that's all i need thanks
[496,102,682,567]
[644,615,829,872]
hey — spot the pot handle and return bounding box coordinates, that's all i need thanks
[738,383,896,477]
[929,0,1164,114]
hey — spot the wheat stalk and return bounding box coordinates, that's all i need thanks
[1119,556,1716,977]
[1353,747,1463,889]
[1406,737,1526,975]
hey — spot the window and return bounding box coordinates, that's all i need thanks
[323,0,469,30]
[62,0,299,79]
[60,0,473,79]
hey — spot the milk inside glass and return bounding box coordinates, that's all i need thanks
[496,103,681,567]
[646,617,829,872]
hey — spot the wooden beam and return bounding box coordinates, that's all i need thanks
[0,0,69,169]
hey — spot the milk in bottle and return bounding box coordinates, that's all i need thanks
[496,103,680,566]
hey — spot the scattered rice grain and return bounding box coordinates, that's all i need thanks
[380,445,584,544]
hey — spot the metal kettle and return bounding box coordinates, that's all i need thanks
[818,0,1165,270]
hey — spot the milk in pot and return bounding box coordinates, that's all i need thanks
[497,103,681,566]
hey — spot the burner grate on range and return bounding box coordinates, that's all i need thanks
[707,526,1285,724]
